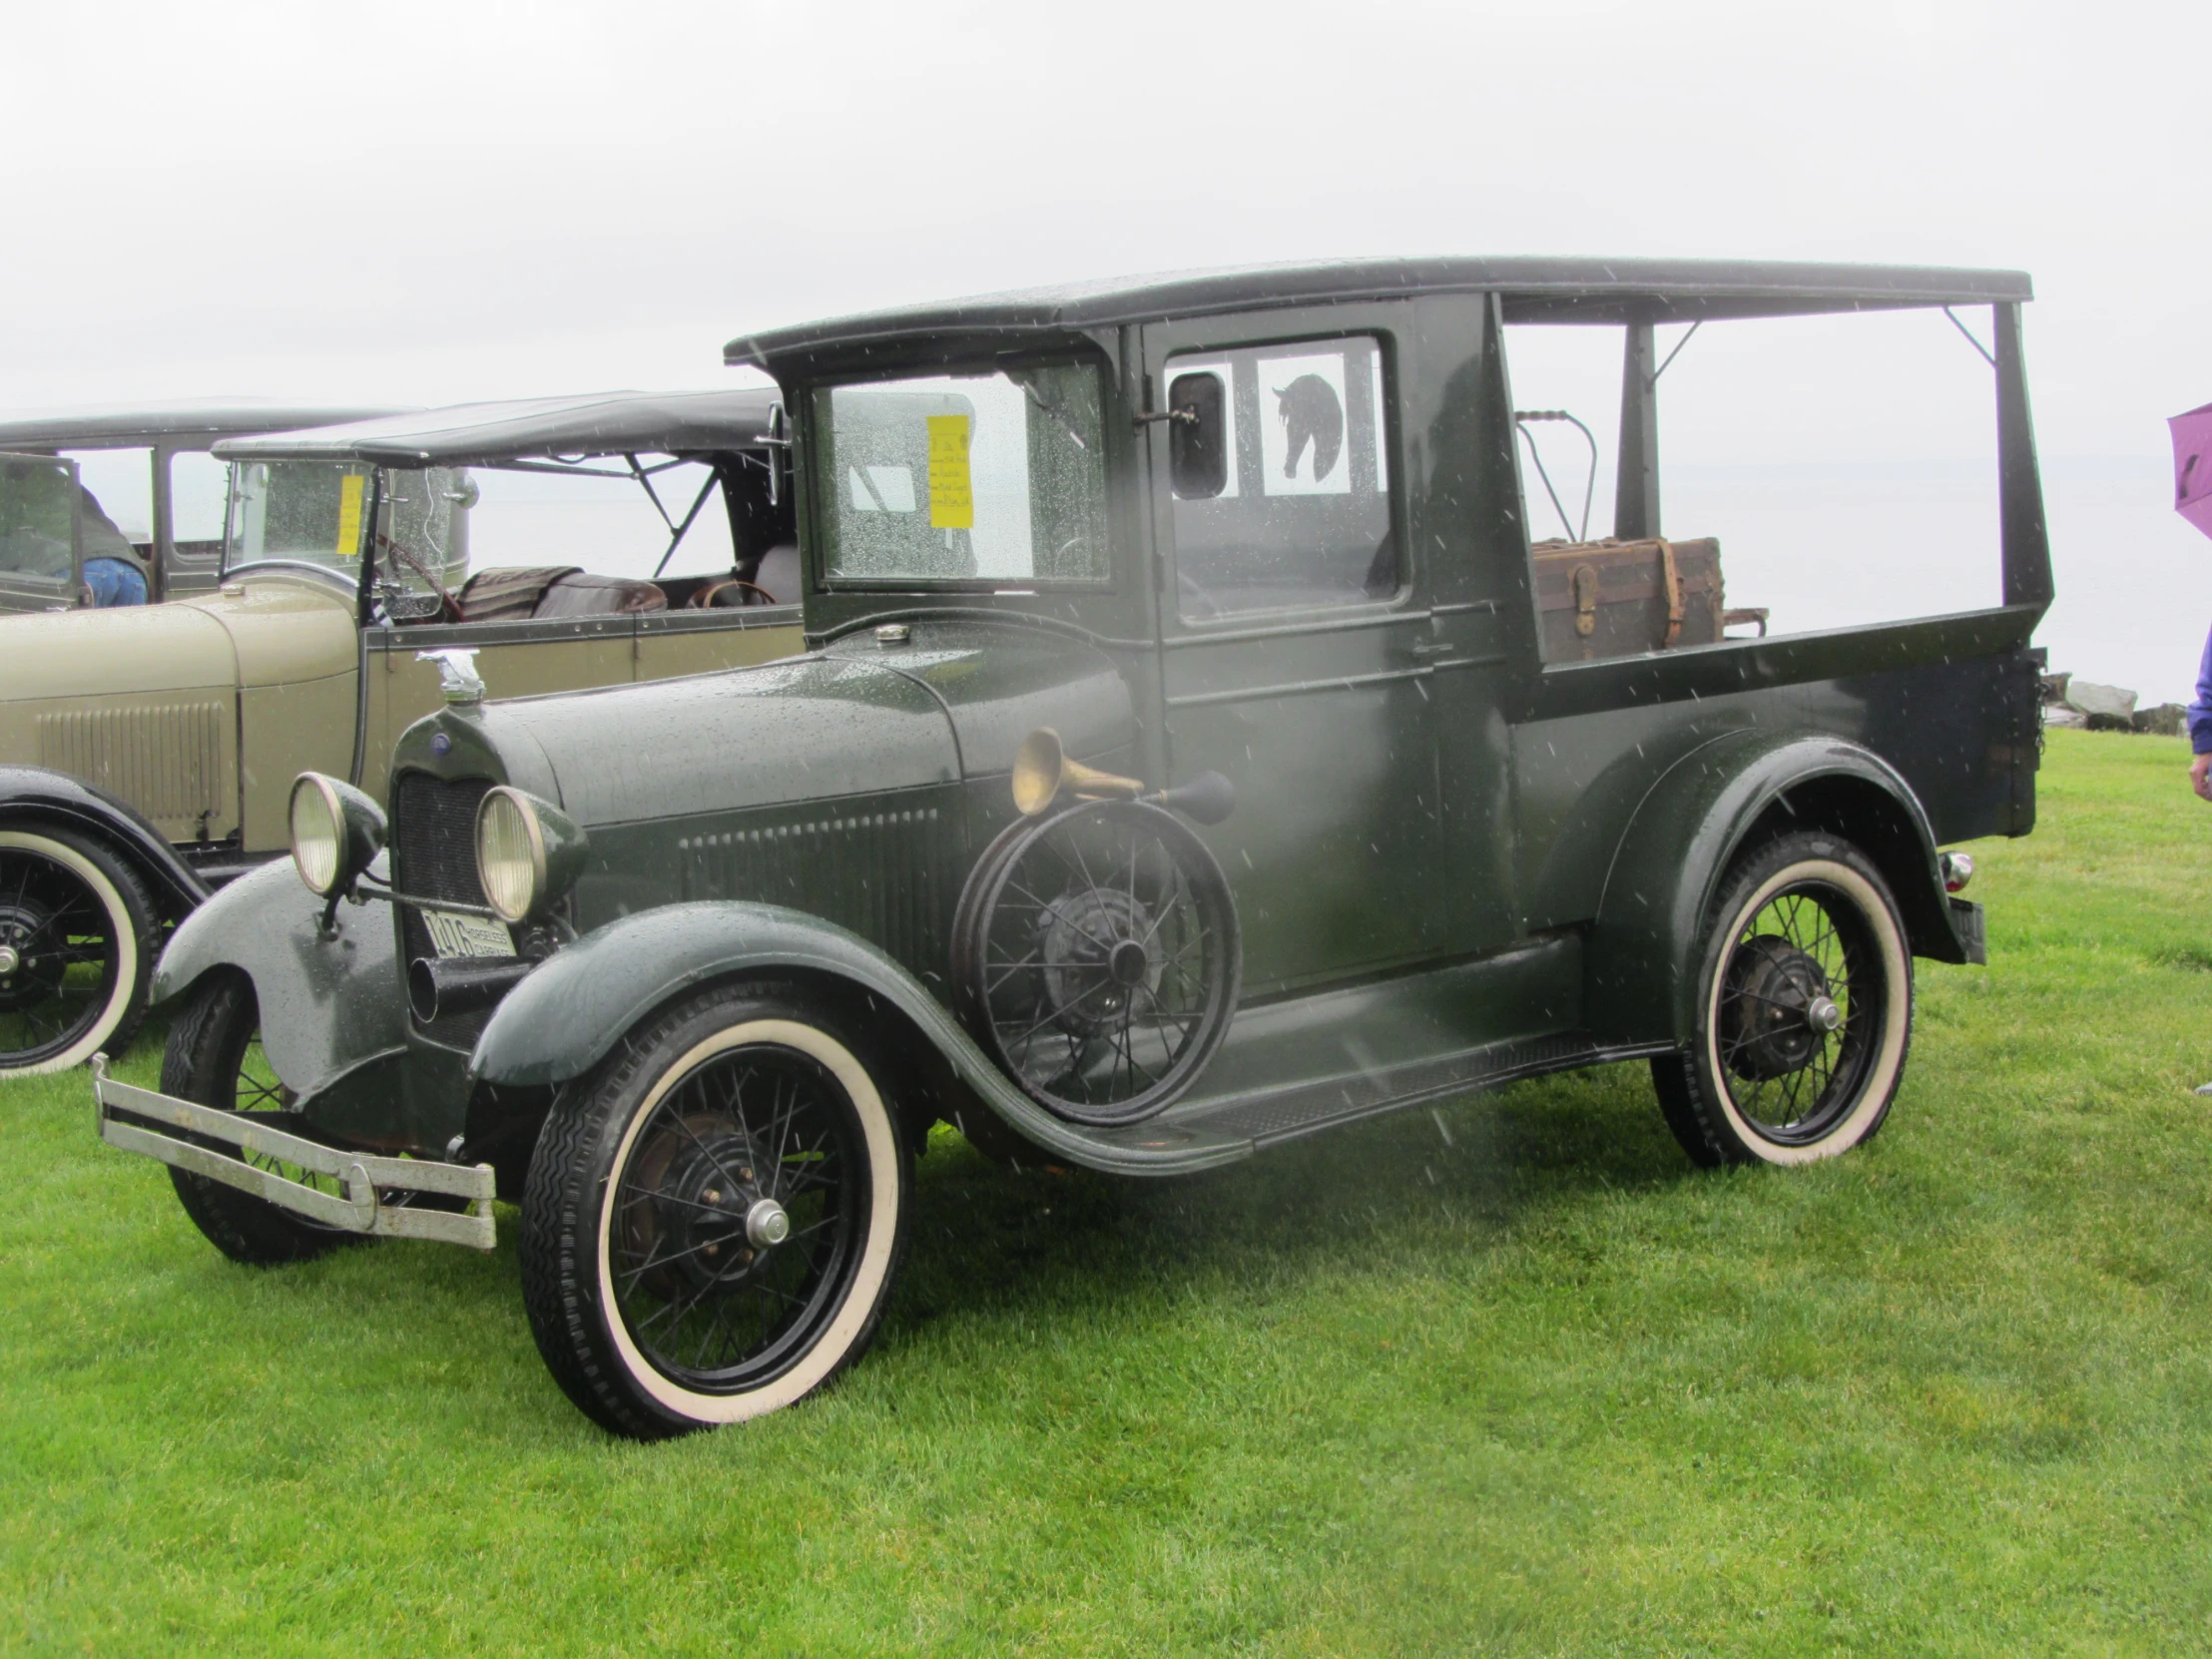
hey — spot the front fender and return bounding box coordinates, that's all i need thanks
[0,764,207,918]
[469,901,1249,1176]
[153,857,407,1100]
[1585,730,1958,1047]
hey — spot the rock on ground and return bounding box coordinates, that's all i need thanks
[2065,680,2138,720]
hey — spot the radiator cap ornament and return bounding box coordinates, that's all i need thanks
[416,649,485,706]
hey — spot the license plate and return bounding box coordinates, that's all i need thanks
[421,908,514,959]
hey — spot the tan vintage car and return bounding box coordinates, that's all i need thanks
[0,389,803,1074]
[0,402,395,613]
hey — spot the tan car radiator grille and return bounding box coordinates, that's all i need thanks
[680,808,948,974]
[37,701,231,837]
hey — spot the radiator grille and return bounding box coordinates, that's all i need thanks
[392,772,493,911]
[37,701,229,835]
[678,807,946,973]
[391,773,496,1041]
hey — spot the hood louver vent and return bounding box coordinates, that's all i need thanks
[679,807,948,976]
[37,702,232,840]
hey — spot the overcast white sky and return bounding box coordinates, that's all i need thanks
[1,0,2201,697]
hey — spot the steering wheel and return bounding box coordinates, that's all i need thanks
[686,578,781,610]
[375,534,462,623]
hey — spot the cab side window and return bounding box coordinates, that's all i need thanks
[59,448,154,561]
[1168,335,1395,619]
[168,450,231,558]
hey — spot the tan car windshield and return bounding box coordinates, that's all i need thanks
[224,461,465,589]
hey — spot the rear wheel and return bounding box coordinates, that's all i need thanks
[519,981,910,1439]
[1653,830,1913,1167]
[163,971,362,1265]
[0,828,156,1075]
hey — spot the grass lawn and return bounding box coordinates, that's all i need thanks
[6,729,2212,1656]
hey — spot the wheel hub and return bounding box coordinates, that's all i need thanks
[1039,887,1158,1036]
[0,902,65,1015]
[745,1197,791,1248]
[645,1122,784,1294]
[1719,935,1839,1080]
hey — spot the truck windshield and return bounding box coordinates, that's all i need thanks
[224,461,465,589]
[811,360,1110,586]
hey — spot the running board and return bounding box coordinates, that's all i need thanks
[93,1055,497,1251]
[1084,1032,1673,1162]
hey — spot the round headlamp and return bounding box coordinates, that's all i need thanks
[474,786,585,925]
[288,773,386,899]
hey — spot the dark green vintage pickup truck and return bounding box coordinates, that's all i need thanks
[96,258,2048,1438]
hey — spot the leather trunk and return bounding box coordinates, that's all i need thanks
[1530,536,1726,662]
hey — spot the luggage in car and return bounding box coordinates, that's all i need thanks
[1530,535,1755,662]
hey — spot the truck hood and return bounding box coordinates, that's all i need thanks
[0,572,355,704]
[436,619,1136,830]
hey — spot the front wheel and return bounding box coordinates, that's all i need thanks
[519,981,911,1439]
[1652,830,1913,1168]
[163,970,364,1265]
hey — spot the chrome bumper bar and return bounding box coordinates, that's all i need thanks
[93,1055,497,1252]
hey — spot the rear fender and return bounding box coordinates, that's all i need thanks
[1586,731,1968,1047]
[152,857,407,1101]
[0,764,207,920]
[469,901,1248,1176]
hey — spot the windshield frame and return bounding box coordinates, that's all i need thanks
[803,350,1119,597]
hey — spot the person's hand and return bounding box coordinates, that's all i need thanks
[2192,752,2212,802]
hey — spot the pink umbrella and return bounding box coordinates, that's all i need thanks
[2173,402,2212,540]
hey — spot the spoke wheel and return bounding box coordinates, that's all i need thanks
[951,800,1241,1127]
[1654,830,1912,1168]
[163,970,363,1265]
[0,829,155,1075]
[520,982,909,1439]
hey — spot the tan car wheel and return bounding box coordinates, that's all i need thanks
[520,981,910,1440]
[0,828,156,1075]
[1652,830,1913,1168]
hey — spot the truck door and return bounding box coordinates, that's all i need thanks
[1144,315,1447,996]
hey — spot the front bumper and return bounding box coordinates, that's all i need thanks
[94,1055,497,1251]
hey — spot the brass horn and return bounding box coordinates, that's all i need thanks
[1011,728,1145,816]
[1011,728,1239,825]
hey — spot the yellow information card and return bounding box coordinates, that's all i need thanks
[926,414,973,530]
[334,472,366,561]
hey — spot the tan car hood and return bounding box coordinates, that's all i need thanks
[0,575,355,703]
